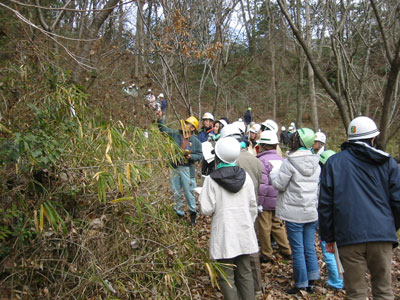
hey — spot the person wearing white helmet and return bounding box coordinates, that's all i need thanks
[233,119,246,135]
[158,93,168,121]
[256,131,292,265]
[313,131,326,155]
[220,123,243,140]
[199,137,258,300]
[261,119,283,157]
[201,118,230,177]
[248,123,261,156]
[145,89,156,109]
[209,118,229,143]
[261,119,279,133]
[319,116,400,300]
[198,112,215,143]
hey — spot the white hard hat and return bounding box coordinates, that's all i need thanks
[238,118,243,122]
[315,131,326,144]
[262,119,279,133]
[281,126,286,131]
[257,130,279,145]
[202,112,214,121]
[121,81,125,85]
[288,126,294,130]
[158,93,164,98]
[147,89,152,92]
[290,122,295,127]
[250,124,261,134]
[215,137,241,164]
[220,124,242,139]
[232,121,246,134]
[348,116,380,141]
[217,119,228,128]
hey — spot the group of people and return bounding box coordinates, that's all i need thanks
[122,83,168,119]
[156,109,400,300]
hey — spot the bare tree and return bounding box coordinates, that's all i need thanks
[277,0,400,149]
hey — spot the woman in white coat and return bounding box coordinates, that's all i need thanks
[199,137,258,300]
[270,128,321,295]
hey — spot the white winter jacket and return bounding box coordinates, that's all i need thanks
[270,149,320,223]
[199,172,258,260]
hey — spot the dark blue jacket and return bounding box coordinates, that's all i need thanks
[197,127,214,143]
[244,109,251,124]
[161,99,167,111]
[318,141,400,247]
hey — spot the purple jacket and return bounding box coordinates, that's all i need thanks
[257,149,283,210]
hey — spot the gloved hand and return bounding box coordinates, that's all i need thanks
[258,205,263,213]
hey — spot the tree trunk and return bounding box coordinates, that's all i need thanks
[72,0,121,84]
[135,0,144,78]
[266,0,277,120]
[277,0,351,131]
[305,0,318,130]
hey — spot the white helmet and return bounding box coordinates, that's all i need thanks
[262,119,279,133]
[217,119,228,128]
[257,130,279,145]
[281,126,286,131]
[147,89,152,92]
[232,121,246,134]
[288,126,294,131]
[290,122,296,127]
[202,112,214,121]
[215,137,241,164]
[250,124,261,134]
[315,131,327,144]
[158,93,164,98]
[348,116,380,141]
[220,124,242,139]
[238,118,243,122]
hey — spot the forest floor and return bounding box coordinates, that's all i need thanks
[186,213,400,300]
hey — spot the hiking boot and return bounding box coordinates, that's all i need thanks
[307,280,315,293]
[189,212,197,226]
[175,212,184,219]
[281,253,292,260]
[306,285,315,293]
[285,287,306,294]
[259,256,273,264]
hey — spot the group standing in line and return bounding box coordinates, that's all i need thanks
[155,107,400,299]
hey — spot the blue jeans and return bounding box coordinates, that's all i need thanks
[321,241,344,289]
[286,221,319,288]
[170,166,197,216]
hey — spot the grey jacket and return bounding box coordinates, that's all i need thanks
[270,149,320,223]
[237,149,263,201]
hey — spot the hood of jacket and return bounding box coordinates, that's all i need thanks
[210,166,246,193]
[287,149,320,177]
[341,141,390,165]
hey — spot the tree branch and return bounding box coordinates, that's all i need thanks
[370,0,393,63]
[35,0,50,31]
[277,0,351,129]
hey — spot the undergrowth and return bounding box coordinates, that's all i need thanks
[0,64,218,299]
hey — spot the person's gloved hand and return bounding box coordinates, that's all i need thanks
[258,205,263,213]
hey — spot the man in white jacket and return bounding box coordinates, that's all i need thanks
[200,137,258,300]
